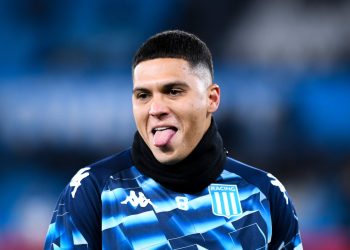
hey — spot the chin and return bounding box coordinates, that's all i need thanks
[161,158,180,165]
[153,150,181,165]
[154,155,177,165]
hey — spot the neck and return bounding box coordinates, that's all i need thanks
[131,119,227,194]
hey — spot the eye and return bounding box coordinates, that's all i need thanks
[136,92,150,100]
[169,88,182,96]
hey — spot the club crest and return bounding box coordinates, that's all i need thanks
[208,184,242,218]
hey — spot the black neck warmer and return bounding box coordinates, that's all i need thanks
[131,119,227,194]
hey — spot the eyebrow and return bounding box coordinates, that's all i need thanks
[132,87,149,94]
[133,81,189,94]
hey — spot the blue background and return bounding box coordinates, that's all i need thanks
[0,0,349,249]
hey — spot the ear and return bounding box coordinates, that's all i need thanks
[207,83,220,113]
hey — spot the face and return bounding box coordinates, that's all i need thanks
[132,58,220,164]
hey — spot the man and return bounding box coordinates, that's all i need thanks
[44,30,302,249]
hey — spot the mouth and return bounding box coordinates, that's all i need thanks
[151,126,178,147]
[152,126,177,134]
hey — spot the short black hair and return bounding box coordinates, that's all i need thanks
[132,30,213,79]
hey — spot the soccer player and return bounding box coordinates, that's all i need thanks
[44,30,303,249]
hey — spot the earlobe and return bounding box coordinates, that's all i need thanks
[208,84,220,113]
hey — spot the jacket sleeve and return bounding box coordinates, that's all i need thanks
[44,167,102,250]
[267,173,303,250]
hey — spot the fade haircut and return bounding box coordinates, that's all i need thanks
[132,30,214,80]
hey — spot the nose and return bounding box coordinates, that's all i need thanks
[149,97,169,119]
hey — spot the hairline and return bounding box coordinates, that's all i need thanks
[132,58,212,86]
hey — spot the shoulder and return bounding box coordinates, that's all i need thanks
[85,148,133,179]
[71,148,133,194]
[224,157,273,195]
[45,149,133,249]
[224,157,302,248]
[86,148,133,175]
[224,156,292,206]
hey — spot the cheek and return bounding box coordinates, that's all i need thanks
[185,93,207,111]
[191,92,209,111]
[133,103,147,117]
[179,101,207,126]
[133,106,147,130]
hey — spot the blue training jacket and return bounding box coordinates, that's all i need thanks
[44,149,302,250]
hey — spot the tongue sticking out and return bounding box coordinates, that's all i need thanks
[153,129,176,147]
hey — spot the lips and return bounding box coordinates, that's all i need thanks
[152,126,178,147]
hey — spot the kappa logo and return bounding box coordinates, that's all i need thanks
[70,167,90,198]
[209,184,242,218]
[121,190,155,208]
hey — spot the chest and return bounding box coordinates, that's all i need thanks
[101,177,271,250]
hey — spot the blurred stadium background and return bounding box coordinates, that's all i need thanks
[0,0,350,249]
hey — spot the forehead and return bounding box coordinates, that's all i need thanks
[133,58,193,85]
